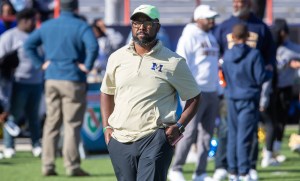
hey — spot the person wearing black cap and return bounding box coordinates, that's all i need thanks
[24,0,99,177]
[100,4,200,181]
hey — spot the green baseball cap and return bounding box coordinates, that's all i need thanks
[130,4,160,21]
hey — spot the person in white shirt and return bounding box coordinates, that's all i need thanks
[168,5,219,181]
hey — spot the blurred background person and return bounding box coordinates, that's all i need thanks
[222,23,270,181]
[1,8,42,159]
[0,12,19,159]
[0,1,17,35]
[168,5,219,181]
[93,17,124,55]
[213,0,276,180]
[90,23,111,77]
[265,18,300,165]
[24,0,98,176]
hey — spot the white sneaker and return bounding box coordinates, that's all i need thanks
[213,168,228,181]
[249,169,258,181]
[32,146,42,157]
[261,157,279,168]
[3,148,15,158]
[228,174,238,181]
[4,118,20,137]
[275,154,286,163]
[168,170,186,181]
[192,173,214,181]
[238,175,251,181]
[261,149,279,168]
[273,141,286,163]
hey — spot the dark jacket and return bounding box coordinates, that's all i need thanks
[213,13,276,66]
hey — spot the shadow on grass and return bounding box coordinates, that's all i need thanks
[0,161,14,165]
[259,168,300,173]
[260,176,300,181]
[38,173,116,179]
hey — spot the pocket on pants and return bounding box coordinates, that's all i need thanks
[107,137,114,150]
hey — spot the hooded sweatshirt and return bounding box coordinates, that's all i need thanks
[222,43,269,100]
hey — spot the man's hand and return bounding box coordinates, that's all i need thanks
[77,63,89,73]
[165,125,182,145]
[42,61,50,70]
[290,60,300,69]
[104,128,113,145]
[0,112,9,123]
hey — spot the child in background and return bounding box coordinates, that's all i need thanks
[222,24,272,181]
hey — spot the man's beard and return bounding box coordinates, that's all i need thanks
[233,7,250,17]
[132,32,157,47]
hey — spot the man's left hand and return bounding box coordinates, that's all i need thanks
[165,125,182,145]
[77,63,89,73]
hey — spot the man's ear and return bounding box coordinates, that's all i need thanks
[156,23,161,33]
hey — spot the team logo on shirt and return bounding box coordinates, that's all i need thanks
[226,31,259,49]
[151,63,163,72]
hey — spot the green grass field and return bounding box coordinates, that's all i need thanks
[0,127,300,181]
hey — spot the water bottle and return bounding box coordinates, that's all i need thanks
[208,137,218,158]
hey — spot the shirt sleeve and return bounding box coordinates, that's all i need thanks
[100,55,116,95]
[81,26,99,70]
[24,29,44,69]
[169,58,200,101]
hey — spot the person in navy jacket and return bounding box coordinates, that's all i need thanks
[222,24,271,181]
[212,1,276,180]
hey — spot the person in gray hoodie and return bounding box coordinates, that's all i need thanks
[222,24,271,181]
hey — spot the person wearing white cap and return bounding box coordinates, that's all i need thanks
[100,4,201,181]
[168,4,219,181]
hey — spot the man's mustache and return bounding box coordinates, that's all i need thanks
[136,32,149,36]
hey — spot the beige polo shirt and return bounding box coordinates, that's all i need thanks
[101,41,200,143]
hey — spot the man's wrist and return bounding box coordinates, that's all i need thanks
[176,122,185,134]
[103,125,113,133]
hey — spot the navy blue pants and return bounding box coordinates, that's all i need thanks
[107,129,174,181]
[226,99,259,175]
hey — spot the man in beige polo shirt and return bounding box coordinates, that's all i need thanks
[100,4,201,181]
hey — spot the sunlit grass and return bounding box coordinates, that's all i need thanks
[0,127,299,181]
